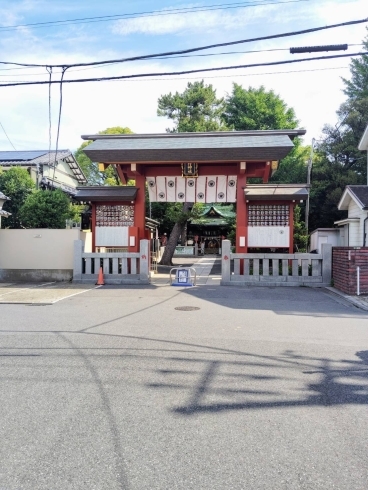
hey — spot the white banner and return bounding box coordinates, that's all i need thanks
[176,177,186,202]
[146,176,237,202]
[166,177,176,202]
[147,177,156,202]
[206,177,217,202]
[186,178,196,202]
[156,177,167,202]
[196,176,207,203]
[216,176,226,202]
[227,176,237,202]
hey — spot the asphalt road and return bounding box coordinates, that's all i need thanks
[1,284,368,490]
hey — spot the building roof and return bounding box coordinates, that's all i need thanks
[0,191,10,201]
[244,184,309,201]
[191,205,235,226]
[338,185,368,211]
[358,125,368,150]
[74,186,138,202]
[81,130,306,164]
[0,150,87,184]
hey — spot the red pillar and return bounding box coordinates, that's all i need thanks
[236,173,247,253]
[91,203,96,252]
[132,173,146,252]
[289,203,294,253]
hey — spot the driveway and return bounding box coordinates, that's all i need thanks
[0,284,368,489]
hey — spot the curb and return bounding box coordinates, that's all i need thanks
[325,287,368,312]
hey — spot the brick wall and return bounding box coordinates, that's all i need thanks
[332,247,368,295]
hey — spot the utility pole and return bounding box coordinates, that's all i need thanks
[305,138,315,235]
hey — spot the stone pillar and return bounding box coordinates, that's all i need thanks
[73,240,83,282]
[322,243,332,285]
[221,240,231,285]
[140,239,150,282]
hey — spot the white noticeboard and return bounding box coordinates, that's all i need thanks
[95,227,129,246]
[248,226,289,248]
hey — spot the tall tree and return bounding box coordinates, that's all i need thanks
[75,126,134,185]
[342,26,368,100]
[0,167,35,228]
[223,83,299,130]
[157,80,228,133]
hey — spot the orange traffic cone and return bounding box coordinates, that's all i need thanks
[96,267,105,285]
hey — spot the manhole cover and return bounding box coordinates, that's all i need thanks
[175,306,200,311]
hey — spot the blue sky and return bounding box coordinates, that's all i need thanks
[0,0,367,151]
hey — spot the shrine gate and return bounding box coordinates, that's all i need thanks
[72,130,327,285]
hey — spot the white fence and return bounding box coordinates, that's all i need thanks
[73,239,150,285]
[221,240,332,287]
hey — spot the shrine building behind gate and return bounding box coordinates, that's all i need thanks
[78,130,308,254]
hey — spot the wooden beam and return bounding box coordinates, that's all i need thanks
[263,161,272,183]
[240,161,246,174]
[98,163,110,171]
[115,165,127,184]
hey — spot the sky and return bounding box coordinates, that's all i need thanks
[0,0,367,153]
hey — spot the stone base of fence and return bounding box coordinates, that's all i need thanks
[73,239,150,285]
[221,240,332,287]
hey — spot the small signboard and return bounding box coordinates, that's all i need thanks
[170,267,196,287]
[178,269,189,283]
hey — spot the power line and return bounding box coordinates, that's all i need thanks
[0,51,366,87]
[1,17,366,70]
[0,0,309,32]
[0,65,351,85]
[0,44,364,76]
[0,122,16,150]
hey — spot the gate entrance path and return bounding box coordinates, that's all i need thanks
[152,256,222,286]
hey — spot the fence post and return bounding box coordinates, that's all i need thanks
[322,243,332,285]
[140,239,150,282]
[221,240,231,284]
[73,240,83,282]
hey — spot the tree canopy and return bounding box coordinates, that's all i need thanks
[0,167,35,228]
[223,83,299,130]
[157,80,228,133]
[19,189,73,229]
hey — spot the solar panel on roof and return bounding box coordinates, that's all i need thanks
[0,150,47,161]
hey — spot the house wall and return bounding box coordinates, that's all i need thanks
[347,199,362,245]
[0,229,91,281]
[332,247,368,295]
[42,160,79,188]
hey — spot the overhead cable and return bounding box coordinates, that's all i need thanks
[0,51,366,88]
[0,17,366,69]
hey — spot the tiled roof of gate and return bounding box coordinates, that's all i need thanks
[81,130,305,163]
[74,186,138,202]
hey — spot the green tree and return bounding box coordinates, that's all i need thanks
[0,167,35,228]
[19,189,73,228]
[157,80,228,133]
[309,28,368,230]
[75,126,134,185]
[223,83,299,130]
[342,26,368,99]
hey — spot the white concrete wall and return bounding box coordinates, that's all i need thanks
[310,229,340,252]
[0,229,82,269]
